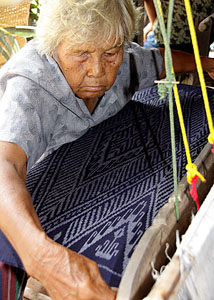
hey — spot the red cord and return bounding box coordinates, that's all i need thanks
[212,143,214,153]
[189,175,200,211]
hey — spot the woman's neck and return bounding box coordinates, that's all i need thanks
[83,97,100,114]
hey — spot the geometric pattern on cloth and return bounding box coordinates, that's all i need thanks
[0,84,213,288]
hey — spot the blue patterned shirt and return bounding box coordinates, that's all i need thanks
[0,40,162,169]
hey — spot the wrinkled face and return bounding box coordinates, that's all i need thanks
[56,38,124,101]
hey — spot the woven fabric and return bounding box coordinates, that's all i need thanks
[0,84,213,287]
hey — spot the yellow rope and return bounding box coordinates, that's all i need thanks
[173,80,205,184]
[184,0,214,146]
[156,0,205,185]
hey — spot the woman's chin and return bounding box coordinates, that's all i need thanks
[76,90,106,100]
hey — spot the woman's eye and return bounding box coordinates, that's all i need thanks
[105,52,116,57]
[78,52,89,58]
[104,52,118,61]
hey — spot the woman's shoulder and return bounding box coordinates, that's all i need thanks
[0,39,65,95]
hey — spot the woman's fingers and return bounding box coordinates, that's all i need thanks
[36,241,116,300]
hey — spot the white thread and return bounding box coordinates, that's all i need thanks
[151,243,172,281]
[165,242,172,262]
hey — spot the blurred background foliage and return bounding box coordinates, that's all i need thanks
[30,0,41,25]
[0,0,41,63]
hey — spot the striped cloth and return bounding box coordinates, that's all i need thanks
[0,262,27,300]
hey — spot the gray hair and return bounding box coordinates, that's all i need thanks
[35,0,142,55]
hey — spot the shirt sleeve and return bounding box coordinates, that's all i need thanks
[0,75,48,169]
[128,43,163,90]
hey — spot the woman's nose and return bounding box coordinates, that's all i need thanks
[87,55,105,78]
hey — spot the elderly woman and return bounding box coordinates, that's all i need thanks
[0,0,214,299]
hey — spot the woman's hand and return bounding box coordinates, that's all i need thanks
[143,22,153,42]
[208,71,214,80]
[200,56,214,81]
[28,236,116,300]
[0,142,116,300]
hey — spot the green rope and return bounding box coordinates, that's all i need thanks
[167,0,174,39]
[152,0,179,221]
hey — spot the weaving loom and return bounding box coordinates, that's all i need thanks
[0,84,213,293]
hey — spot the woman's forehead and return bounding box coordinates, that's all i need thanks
[61,37,123,54]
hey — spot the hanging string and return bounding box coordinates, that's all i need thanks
[184,0,214,151]
[153,0,179,220]
[183,0,214,208]
[153,0,206,213]
[173,84,205,211]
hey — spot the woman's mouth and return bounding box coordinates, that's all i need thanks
[81,86,105,92]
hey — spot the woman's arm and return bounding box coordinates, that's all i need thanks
[0,141,116,300]
[158,48,214,79]
[144,0,156,41]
